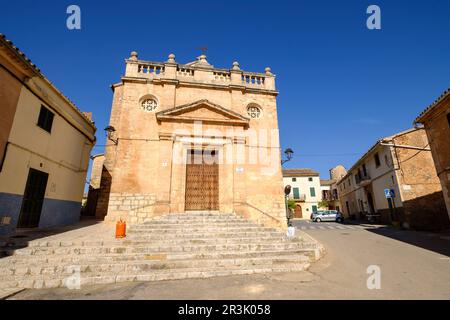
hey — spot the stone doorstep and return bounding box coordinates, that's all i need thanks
[0,254,310,280]
[0,262,311,290]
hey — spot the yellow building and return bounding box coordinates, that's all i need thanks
[0,34,96,235]
[95,52,287,229]
[336,128,449,230]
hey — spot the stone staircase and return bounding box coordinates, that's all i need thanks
[0,212,322,296]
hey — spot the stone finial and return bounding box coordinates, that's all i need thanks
[130,51,138,61]
[167,53,176,63]
[232,61,240,71]
[265,67,272,76]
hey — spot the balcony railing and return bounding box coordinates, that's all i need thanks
[290,194,306,202]
[355,174,371,185]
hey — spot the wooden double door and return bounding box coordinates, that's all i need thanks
[185,150,219,211]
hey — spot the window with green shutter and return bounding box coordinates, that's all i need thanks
[310,187,316,197]
[293,188,300,199]
[312,205,318,213]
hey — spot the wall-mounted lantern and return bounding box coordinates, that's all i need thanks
[281,148,294,165]
[104,125,118,145]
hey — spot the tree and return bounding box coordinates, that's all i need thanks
[318,200,329,209]
[288,199,297,210]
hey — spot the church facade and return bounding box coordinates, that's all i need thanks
[95,52,287,229]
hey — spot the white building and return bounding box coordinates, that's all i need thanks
[283,169,321,219]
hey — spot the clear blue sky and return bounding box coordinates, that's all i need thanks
[1,0,449,180]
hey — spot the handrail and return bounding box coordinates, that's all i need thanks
[234,201,281,223]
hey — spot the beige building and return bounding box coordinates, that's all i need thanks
[415,89,450,220]
[323,165,348,211]
[283,169,321,219]
[337,127,449,230]
[95,52,286,228]
[0,34,96,235]
[83,153,105,217]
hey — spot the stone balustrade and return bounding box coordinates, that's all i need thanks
[124,52,276,91]
[137,62,165,78]
[213,70,231,83]
[242,73,265,87]
[177,66,195,78]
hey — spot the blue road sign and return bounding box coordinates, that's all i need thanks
[384,189,395,198]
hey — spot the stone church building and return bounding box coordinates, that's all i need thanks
[93,52,287,228]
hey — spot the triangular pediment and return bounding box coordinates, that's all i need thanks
[156,99,250,126]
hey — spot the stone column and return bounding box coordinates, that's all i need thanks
[230,62,243,86]
[264,67,276,91]
[154,133,174,215]
[125,51,139,77]
[163,54,177,79]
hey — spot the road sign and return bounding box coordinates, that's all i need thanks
[384,189,395,198]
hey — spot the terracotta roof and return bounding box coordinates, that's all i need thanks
[415,88,450,124]
[0,34,96,129]
[283,169,320,177]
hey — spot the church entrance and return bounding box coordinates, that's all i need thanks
[185,149,219,211]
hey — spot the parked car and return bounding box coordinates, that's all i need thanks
[311,210,344,223]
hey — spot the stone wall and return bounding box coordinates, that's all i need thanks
[392,128,449,230]
[105,193,157,224]
[419,93,450,221]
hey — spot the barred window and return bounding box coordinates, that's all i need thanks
[247,105,261,119]
[141,99,158,112]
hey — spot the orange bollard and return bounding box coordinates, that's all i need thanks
[116,219,126,239]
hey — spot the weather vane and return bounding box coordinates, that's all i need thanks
[199,46,208,55]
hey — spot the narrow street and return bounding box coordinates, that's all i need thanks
[9,222,450,300]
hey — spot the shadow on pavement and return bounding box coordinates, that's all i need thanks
[366,226,450,257]
[0,218,103,257]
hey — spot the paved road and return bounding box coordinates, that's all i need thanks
[9,222,450,300]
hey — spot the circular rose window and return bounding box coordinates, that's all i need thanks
[141,99,158,112]
[247,105,262,119]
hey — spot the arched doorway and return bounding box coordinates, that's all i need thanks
[294,205,303,219]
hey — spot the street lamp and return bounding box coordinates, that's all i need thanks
[104,125,118,145]
[284,185,292,227]
[281,148,294,165]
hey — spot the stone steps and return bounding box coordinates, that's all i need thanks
[0,211,322,293]
[3,248,313,266]
[130,222,254,228]
[14,236,288,248]
[0,255,310,280]
[127,231,283,239]
[1,262,311,290]
[128,227,275,234]
[5,242,310,257]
